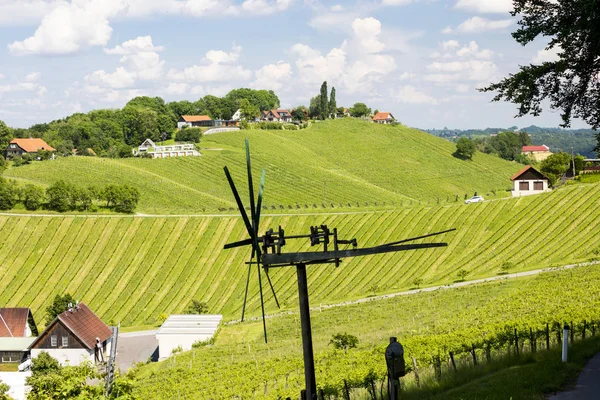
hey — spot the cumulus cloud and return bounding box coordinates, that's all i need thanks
[382,0,414,5]
[104,35,164,55]
[394,85,438,105]
[167,45,252,83]
[444,16,513,33]
[532,46,562,64]
[0,75,47,96]
[454,0,513,14]
[251,61,292,91]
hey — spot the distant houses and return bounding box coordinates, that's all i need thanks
[372,112,396,124]
[29,303,113,366]
[261,109,293,123]
[5,138,55,160]
[511,166,550,197]
[0,308,38,366]
[522,145,552,161]
[177,115,239,130]
[135,139,200,159]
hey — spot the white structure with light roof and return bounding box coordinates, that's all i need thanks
[156,315,222,360]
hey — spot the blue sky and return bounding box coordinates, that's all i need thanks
[0,0,585,129]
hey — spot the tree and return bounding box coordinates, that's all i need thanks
[574,154,585,174]
[292,106,308,122]
[0,378,10,400]
[0,120,11,151]
[309,95,321,118]
[349,103,371,118]
[0,156,5,173]
[329,333,359,351]
[319,81,328,120]
[0,178,17,211]
[46,180,75,212]
[45,293,75,323]
[480,0,600,133]
[112,185,140,213]
[122,106,160,146]
[31,351,60,375]
[453,137,477,160]
[456,269,468,282]
[239,98,260,121]
[519,131,532,146]
[412,277,424,289]
[373,109,379,116]
[27,356,102,400]
[176,127,203,143]
[329,87,337,118]
[540,151,571,184]
[184,300,209,314]
[23,184,45,211]
[488,131,522,161]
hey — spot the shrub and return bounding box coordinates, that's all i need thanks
[453,138,476,160]
[330,333,359,351]
[457,269,468,281]
[46,180,75,212]
[23,184,45,211]
[176,127,203,143]
[184,300,209,314]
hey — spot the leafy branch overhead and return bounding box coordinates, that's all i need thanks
[480,0,600,130]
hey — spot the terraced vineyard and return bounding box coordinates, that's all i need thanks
[0,181,599,327]
[3,119,521,213]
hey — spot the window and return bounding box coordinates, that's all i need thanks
[51,335,57,347]
[519,181,529,191]
[62,336,69,347]
[534,181,544,190]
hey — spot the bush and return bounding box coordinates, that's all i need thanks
[11,155,31,167]
[103,184,140,213]
[31,351,60,375]
[453,138,476,160]
[23,184,45,211]
[176,127,203,143]
[184,300,209,314]
[0,178,18,210]
[330,333,359,351]
[46,180,75,212]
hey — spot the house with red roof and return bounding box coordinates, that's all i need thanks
[29,303,113,366]
[0,308,38,365]
[522,144,552,161]
[372,112,396,124]
[177,115,213,129]
[261,109,292,123]
[5,138,55,160]
[511,166,550,197]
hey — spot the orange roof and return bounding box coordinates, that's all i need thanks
[522,145,550,152]
[9,138,55,153]
[373,112,393,121]
[0,308,32,337]
[510,165,549,181]
[181,115,212,122]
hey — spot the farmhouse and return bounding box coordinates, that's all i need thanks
[511,166,550,197]
[29,303,112,366]
[262,109,292,123]
[5,138,55,159]
[156,314,222,360]
[135,139,200,159]
[177,115,212,129]
[522,145,552,161]
[0,308,38,365]
[372,112,396,124]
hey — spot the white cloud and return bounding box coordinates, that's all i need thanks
[167,45,252,83]
[382,0,414,5]
[445,16,513,33]
[442,40,460,51]
[532,46,561,64]
[104,35,164,55]
[86,67,136,89]
[8,0,125,55]
[0,0,66,26]
[425,40,498,85]
[242,0,293,14]
[165,82,191,95]
[290,43,346,85]
[395,85,438,105]
[331,4,343,11]
[0,73,4,80]
[251,61,292,91]
[0,81,47,96]
[454,0,513,14]
[24,72,41,82]
[352,17,385,53]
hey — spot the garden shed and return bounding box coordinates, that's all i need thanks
[511,166,550,197]
[156,315,222,360]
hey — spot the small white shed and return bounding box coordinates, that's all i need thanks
[156,315,222,360]
[511,165,550,197]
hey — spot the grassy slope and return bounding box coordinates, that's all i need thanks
[130,264,600,399]
[3,119,521,213]
[0,181,599,327]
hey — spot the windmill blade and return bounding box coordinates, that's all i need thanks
[245,139,258,245]
[223,166,261,255]
[255,169,266,229]
[375,228,456,248]
[224,238,253,250]
[240,250,254,322]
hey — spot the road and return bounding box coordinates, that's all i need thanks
[550,353,600,400]
[116,330,158,372]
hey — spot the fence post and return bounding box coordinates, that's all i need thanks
[434,355,442,380]
[563,324,570,363]
[570,321,575,343]
[546,323,550,349]
[471,344,478,365]
[485,344,491,363]
[411,357,421,387]
[514,328,519,356]
[343,380,350,400]
[583,320,587,340]
[449,352,457,372]
[530,328,536,353]
[370,379,377,400]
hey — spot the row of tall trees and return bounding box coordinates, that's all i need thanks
[308,81,372,119]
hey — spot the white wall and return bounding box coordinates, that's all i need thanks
[177,122,192,129]
[31,348,93,367]
[0,372,31,400]
[511,179,549,197]
[157,333,213,360]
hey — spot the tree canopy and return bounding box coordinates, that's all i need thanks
[349,103,371,118]
[45,293,76,323]
[481,0,600,130]
[453,137,476,160]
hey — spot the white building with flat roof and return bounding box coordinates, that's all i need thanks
[135,139,200,159]
[156,315,222,360]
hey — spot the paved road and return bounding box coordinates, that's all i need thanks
[550,353,600,400]
[116,331,158,372]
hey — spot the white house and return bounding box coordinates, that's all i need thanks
[29,303,113,366]
[231,109,242,121]
[511,166,551,197]
[372,112,396,124]
[135,139,200,159]
[261,109,292,123]
[156,315,222,360]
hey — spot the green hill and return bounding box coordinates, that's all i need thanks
[0,181,599,327]
[3,119,522,214]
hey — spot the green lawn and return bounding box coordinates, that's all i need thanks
[3,119,522,214]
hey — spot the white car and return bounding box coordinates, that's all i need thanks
[465,196,484,204]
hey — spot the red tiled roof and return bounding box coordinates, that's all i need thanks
[522,145,550,153]
[373,112,393,121]
[181,115,212,122]
[9,138,55,153]
[0,308,31,337]
[510,165,549,181]
[55,303,112,349]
